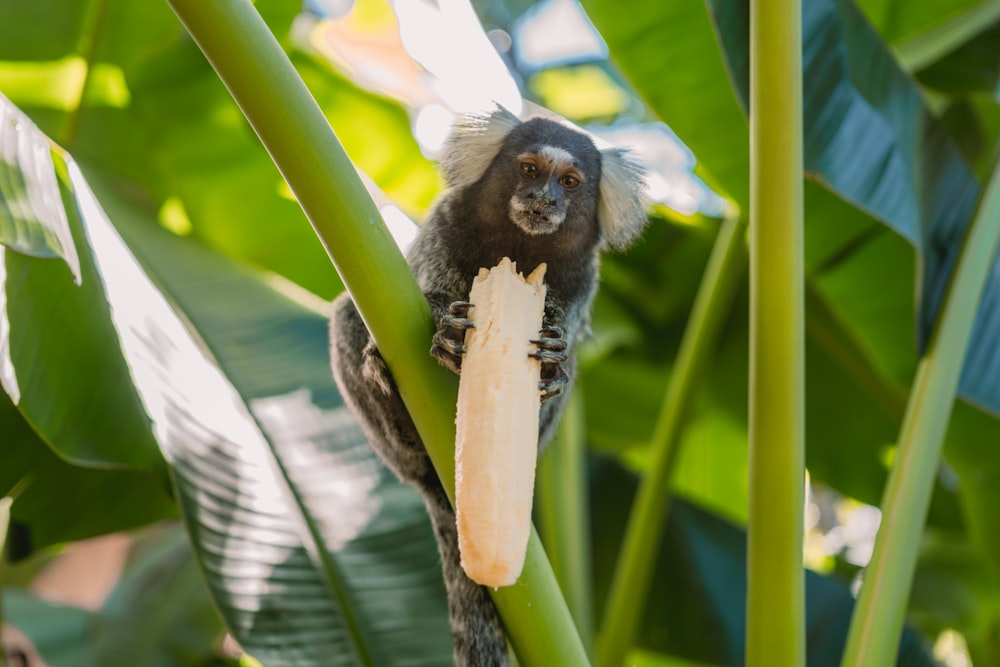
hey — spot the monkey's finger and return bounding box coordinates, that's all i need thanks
[529,349,569,363]
[537,325,564,339]
[529,336,568,352]
[539,372,569,401]
[441,314,476,331]
[447,300,475,318]
[430,346,464,375]
[431,333,467,356]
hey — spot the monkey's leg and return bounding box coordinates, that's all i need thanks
[330,294,433,483]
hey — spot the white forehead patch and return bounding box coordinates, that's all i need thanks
[538,145,576,168]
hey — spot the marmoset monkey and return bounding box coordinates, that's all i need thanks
[330,106,648,666]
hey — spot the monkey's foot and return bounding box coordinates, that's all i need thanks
[431,301,475,375]
[531,326,569,401]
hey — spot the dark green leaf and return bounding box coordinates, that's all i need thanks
[915,20,1000,95]
[4,525,235,667]
[0,391,176,555]
[90,525,231,667]
[585,0,1000,418]
[3,589,91,667]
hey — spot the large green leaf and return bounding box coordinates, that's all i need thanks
[1,90,455,664]
[76,165,454,666]
[711,0,1000,417]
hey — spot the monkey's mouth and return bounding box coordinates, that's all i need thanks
[510,200,564,235]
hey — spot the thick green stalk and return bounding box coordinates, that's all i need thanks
[596,213,747,667]
[0,496,10,667]
[841,163,1000,667]
[536,390,593,654]
[746,0,805,663]
[163,1,588,664]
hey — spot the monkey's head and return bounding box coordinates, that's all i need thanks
[440,106,649,251]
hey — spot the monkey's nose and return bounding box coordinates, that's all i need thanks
[527,189,555,207]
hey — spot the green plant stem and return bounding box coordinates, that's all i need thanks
[595,213,747,667]
[841,161,1000,667]
[163,1,588,664]
[0,496,10,667]
[747,0,805,663]
[536,389,593,655]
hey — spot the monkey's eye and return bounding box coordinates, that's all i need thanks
[559,174,580,189]
[520,162,538,177]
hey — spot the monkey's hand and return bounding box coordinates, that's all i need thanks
[431,300,475,375]
[531,325,569,402]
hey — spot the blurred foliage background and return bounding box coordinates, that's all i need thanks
[1,0,999,665]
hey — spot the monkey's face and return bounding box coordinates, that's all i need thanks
[508,145,590,236]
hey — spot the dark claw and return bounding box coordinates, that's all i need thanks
[539,365,570,401]
[531,348,569,363]
[530,333,568,363]
[430,301,476,375]
[441,314,476,331]
[537,325,563,338]
[532,325,569,402]
[448,301,474,318]
[432,332,466,356]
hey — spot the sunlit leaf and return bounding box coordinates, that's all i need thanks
[2,83,455,664]
[1,143,160,469]
[0,94,79,278]
[79,166,454,666]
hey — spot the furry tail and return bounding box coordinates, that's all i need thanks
[422,480,510,667]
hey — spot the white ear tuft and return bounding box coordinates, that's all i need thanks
[439,106,521,189]
[598,148,650,250]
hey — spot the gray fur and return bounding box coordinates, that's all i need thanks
[329,106,647,666]
[439,107,522,190]
[598,147,651,249]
